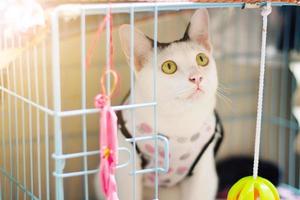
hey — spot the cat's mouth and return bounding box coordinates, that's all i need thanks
[187,88,204,100]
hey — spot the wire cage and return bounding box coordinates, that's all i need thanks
[0,1,300,200]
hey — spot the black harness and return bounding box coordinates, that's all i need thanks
[117,110,224,177]
[187,111,224,176]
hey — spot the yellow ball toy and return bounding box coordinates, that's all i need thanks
[227,176,280,200]
[227,4,280,200]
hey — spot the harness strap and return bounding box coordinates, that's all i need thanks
[187,111,224,176]
[117,109,224,177]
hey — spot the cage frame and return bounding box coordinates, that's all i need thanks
[0,1,300,200]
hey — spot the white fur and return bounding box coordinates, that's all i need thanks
[95,9,219,200]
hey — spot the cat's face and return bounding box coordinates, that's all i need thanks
[119,9,217,108]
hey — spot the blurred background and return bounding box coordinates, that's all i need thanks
[0,1,300,200]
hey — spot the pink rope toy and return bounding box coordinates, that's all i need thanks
[95,92,119,200]
[87,8,120,200]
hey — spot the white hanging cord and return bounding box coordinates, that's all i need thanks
[253,3,272,179]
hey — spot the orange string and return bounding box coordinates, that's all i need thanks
[86,8,119,98]
[100,69,119,98]
[86,15,108,69]
[108,10,114,70]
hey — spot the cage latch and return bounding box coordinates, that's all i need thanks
[242,2,264,9]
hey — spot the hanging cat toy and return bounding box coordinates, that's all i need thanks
[87,9,120,200]
[227,3,279,200]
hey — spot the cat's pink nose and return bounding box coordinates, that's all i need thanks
[189,75,203,84]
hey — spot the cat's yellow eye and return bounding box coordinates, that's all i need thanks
[196,53,209,67]
[161,60,177,75]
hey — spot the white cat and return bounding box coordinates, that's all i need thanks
[95,9,223,200]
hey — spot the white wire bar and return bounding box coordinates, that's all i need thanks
[80,9,89,200]
[33,32,42,199]
[0,168,39,200]
[18,35,27,200]
[5,37,13,200]
[0,34,7,200]
[52,135,169,178]
[11,36,19,200]
[0,85,156,116]
[53,2,296,15]
[51,10,65,200]
[41,39,50,200]
[153,5,159,200]
[25,37,34,200]
[129,6,138,200]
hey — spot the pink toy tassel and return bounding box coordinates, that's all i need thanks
[95,94,119,200]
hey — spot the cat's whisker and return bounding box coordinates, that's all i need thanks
[217,86,227,92]
[176,88,188,94]
[218,83,231,93]
[218,89,230,97]
[218,82,228,88]
[176,88,193,96]
[217,88,229,96]
[217,86,231,99]
[216,90,232,106]
[218,88,230,96]
[216,93,231,106]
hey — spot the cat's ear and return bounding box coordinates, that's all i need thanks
[119,24,152,71]
[186,9,212,52]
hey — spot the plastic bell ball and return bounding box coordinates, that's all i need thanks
[227,176,280,200]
